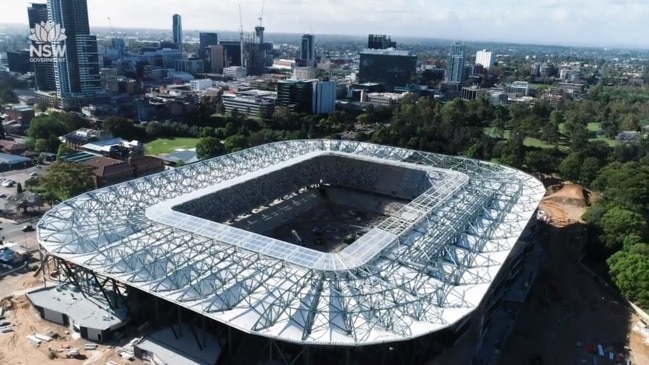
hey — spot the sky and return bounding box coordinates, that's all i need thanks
[1,0,648,48]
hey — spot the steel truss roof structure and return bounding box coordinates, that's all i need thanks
[37,140,545,346]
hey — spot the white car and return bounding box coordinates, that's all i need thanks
[29,172,38,177]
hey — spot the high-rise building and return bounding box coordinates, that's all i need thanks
[6,51,31,73]
[277,79,336,115]
[100,68,118,93]
[110,38,126,58]
[208,45,225,73]
[368,34,396,50]
[199,32,219,50]
[220,41,242,67]
[358,49,417,90]
[446,42,466,85]
[199,32,218,65]
[475,49,496,69]
[313,80,336,115]
[28,3,56,91]
[48,0,104,109]
[172,14,183,53]
[293,67,316,80]
[300,34,315,68]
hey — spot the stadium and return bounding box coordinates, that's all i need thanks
[34,140,545,364]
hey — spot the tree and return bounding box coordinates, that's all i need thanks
[34,138,50,153]
[224,122,238,137]
[57,144,74,159]
[103,116,141,141]
[28,114,68,140]
[224,134,249,152]
[600,205,647,251]
[559,152,583,182]
[579,157,602,187]
[195,137,226,159]
[35,100,48,113]
[608,251,649,308]
[57,112,90,131]
[201,127,215,138]
[38,161,95,201]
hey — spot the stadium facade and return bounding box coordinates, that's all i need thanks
[36,140,545,364]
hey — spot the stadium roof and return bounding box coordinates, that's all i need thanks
[37,140,545,346]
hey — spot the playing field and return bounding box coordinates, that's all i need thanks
[144,137,200,155]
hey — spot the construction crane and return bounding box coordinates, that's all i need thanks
[255,0,266,44]
[107,17,115,34]
[239,4,245,68]
[258,0,265,28]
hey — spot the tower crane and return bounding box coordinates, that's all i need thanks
[258,0,265,28]
[239,4,245,68]
[255,0,266,44]
[107,17,115,34]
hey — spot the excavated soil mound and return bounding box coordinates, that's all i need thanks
[539,183,590,226]
[545,183,589,206]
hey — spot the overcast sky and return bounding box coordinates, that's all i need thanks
[1,0,647,47]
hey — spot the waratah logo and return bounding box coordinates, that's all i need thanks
[29,21,67,43]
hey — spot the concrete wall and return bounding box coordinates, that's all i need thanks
[42,307,66,325]
[85,327,103,342]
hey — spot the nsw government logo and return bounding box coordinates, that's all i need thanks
[29,21,67,62]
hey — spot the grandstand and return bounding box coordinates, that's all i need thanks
[36,140,546,364]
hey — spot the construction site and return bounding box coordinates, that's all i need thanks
[498,180,649,364]
[2,161,649,364]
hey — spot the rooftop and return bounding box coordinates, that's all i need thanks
[135,324,221,365]
[0,152,30,165]
[37,140,545,347]
[26,284,129,330]
[360,48,414,56]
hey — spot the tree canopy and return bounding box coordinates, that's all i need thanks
[36,161,95,201]
[195,137,226,159]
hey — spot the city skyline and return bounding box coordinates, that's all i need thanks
[1,0,648,48]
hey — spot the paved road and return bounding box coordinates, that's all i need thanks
[0,220,39,251]
[0,164,54,251]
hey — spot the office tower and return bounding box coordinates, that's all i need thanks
[199,32,219,71]
[446,42,466,84]
[173,14,183,53]
[220,41,242,67]
[277,79,336,115]
[358,49,417,90]
[368,34,396,50]
[28,3,56,91]
[199,32,219,50]
[313,81,336,114]
[208,45,225,73]
[6,51,31,73]
[100,68,118,93]
[110,38,126,58]
[48,0,103,108]
[475,49,496,69]
[300,34,315,68]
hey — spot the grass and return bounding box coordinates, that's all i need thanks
[587,122,602,132]
[484,127,567,150]
[144,138,200,155]
[589,137,620,147]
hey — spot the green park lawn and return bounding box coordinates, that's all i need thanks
[144,138,200,155]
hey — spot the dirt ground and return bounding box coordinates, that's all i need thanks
[0,290,143,365]
[538,182,590,226]
[498,181,649,364]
